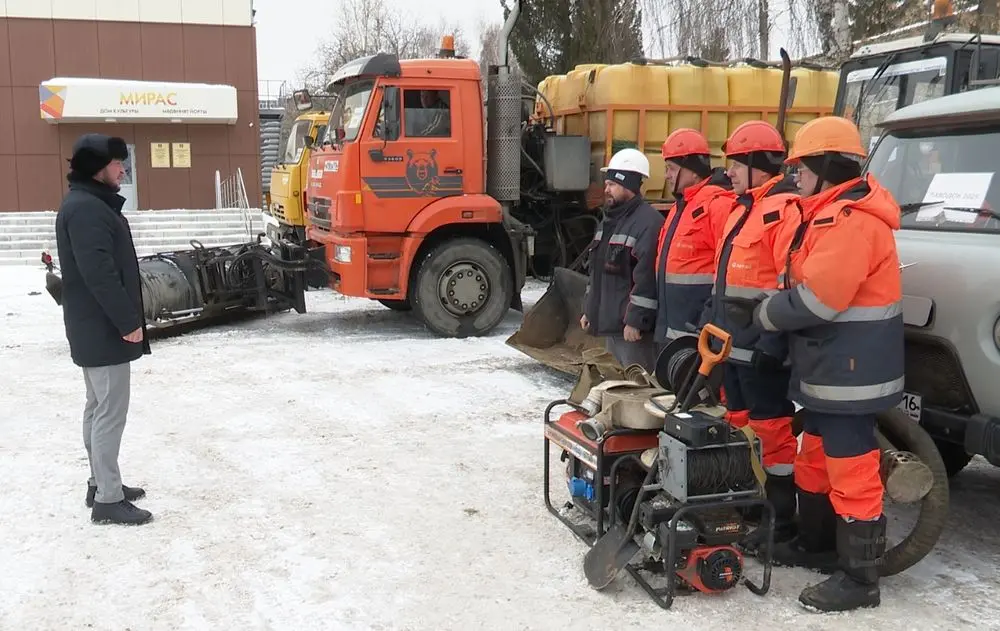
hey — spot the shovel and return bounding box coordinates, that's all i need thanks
[583,454,657,590]
[582,324,734,590]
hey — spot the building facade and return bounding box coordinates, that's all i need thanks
[0,0,260,212]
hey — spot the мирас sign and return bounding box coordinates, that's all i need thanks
[40,77,239,124]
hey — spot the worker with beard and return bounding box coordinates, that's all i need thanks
[581,148,665,372]
[701,120,802,543]
[654,128,734,345]
[737,116,903,613]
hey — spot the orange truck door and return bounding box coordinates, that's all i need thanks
[359,84,465,235]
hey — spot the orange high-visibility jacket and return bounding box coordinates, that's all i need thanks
[756,174,905,415]
[707,174,802,366]
[654,170,735,342]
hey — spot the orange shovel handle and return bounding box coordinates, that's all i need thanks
[697,323,733,376]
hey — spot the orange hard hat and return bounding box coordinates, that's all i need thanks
[785,116,867,164]
[662,128,711,160]
[723,120,785,156]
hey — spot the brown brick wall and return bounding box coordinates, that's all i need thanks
[0,16,260,212]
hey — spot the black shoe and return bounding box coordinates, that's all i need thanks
[86,483,146,508]
[91,499,153,525]
[798,515,886,612]
[773,488,838,572]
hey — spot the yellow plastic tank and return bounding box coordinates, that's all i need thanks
[665,65,730,170]
[783,68,830,146]
[726,65,785,134]
[561,64,606,136]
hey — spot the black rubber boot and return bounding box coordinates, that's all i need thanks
[798,515,886,613]
[773,489,839,573]
[738,474,797,554]
[766,474,798,543]
[86,483,146,508]
[91,499,153,525]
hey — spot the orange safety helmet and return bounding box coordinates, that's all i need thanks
[785,116,867,164]
[723,120,785,156]
[661,128,711,160]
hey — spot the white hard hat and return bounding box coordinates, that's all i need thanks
[600,148,650,179]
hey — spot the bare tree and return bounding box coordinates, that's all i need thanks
[300,0,472,93]
[640,0,818,61]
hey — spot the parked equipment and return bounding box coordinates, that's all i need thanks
[545,324,774,609]
[42,239,310,339]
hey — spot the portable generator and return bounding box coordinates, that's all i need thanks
[600,398,774,609]
[544,324,774,610]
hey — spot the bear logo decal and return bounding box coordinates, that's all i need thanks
[405,148,440,195]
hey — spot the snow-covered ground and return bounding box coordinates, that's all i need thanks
[1,266,999,631]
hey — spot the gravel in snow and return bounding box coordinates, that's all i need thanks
[1,266,998,631]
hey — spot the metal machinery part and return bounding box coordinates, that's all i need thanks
[43,238,313,339]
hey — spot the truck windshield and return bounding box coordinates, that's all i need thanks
[281,119,314,164]
[325,79,374,144]
[842,56,948,151]
[868,126,1000,232]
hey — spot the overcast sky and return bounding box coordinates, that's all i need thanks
[251,0,803,93]
[253,0,507,87]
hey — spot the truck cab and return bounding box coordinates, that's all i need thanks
[865,85,1000,476]
[263,110,328,245]
[304,51,528,337]
[836,33,1000,150]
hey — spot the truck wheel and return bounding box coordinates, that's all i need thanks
[411,237,513,338]
[377,299,412,312]
[789,407,950,577]
[874,408,950,577]
[933,439,974,478]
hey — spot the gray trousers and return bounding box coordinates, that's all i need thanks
[82,362,131,504]
[605,336,659,374]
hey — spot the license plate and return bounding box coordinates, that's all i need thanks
[898,391,921,421]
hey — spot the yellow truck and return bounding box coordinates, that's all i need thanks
[261,106,329,246]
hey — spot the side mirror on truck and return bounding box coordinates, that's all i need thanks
[383,86,401,141]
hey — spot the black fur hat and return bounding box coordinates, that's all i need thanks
[68,133,128,179]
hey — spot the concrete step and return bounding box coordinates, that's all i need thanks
[1,222,260,236]
[0,209,260,226]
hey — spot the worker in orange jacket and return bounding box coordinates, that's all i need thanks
[701,120,802,543]
[654,129,735,345]
[739,116,903,613]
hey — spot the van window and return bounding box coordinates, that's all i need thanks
[868,126,1000,232]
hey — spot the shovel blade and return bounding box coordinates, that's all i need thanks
[583,523,641,590]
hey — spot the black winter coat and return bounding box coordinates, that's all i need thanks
[583,195,665,336]
[55,178,150,367]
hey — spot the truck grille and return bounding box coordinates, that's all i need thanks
[904,333,977,413]
[308,197,332,232]
[272,203,287,222]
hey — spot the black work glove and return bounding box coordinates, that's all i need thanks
[721,295,764,330]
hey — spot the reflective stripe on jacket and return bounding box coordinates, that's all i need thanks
[755,174,904,415]
[583,195,666,337]
[708,174,801,366]
[654,168,734,342]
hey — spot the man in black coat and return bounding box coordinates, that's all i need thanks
[55,133,153,526]
[580,148,665,372]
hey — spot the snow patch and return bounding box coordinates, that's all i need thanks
[2,266,1000,630]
